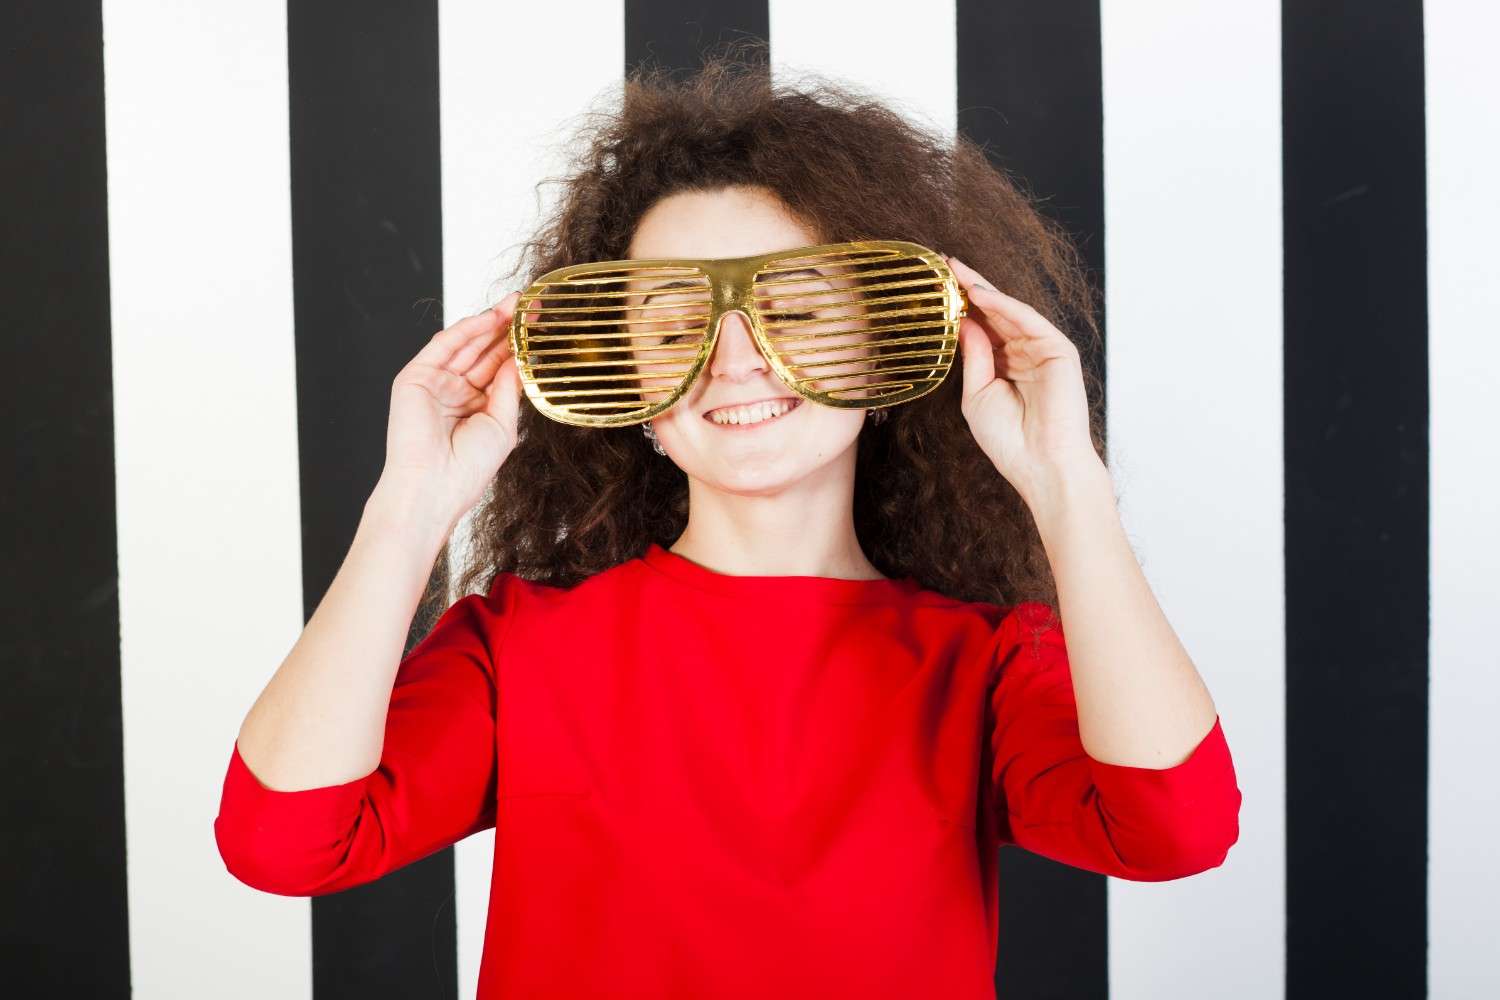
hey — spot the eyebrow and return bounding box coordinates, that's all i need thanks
[756,266,829,286]
[750,267,837,303]
[640,280,706,306]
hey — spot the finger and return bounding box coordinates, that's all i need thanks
[945,257,1041,340]
[447,291,521,380]
[461,293,524,421]
[484,352,524,434]
[958,317,995,408]
[407,313,500,375]
[407,295,510,370]
[442,290,521,376]
[464,328,514,396]
[946,256,1073,348]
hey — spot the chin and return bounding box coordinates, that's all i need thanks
[699,443,864,497]
[700,456,808,496]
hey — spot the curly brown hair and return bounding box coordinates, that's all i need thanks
[445,48,1106,612]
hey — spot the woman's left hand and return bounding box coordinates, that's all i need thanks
[945,256,1104,506]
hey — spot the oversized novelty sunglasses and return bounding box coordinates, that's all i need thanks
[510,239,968,427]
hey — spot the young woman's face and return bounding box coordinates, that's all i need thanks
[625,185,867,496]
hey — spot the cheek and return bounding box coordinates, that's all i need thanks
[777,405,868,459]
[652,407,695,440]
[815,408,869,442]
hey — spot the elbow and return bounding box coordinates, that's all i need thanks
[214,743,377,896]
[213,810,363,897]
[214,814,316,896]
[1123,824,1239,883]
[1110,784,1243,882]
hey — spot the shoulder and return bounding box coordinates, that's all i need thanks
[425,560,641,672]
[908,594,1065,686]
[871,584,1063,680]
[907,587,1060,639]
[476,554,647,622]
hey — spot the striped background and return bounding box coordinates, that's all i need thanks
[4,1,1495,997]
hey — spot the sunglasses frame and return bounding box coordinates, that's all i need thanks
[510,238,968,428]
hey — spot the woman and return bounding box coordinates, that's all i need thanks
[214,53,1240,998]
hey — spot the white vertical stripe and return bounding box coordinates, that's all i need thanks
[1426,3,1500,995]
[1100,3,1284,998]
[769,0,956,138]
[437,2,623,996]
[104,1,308,997]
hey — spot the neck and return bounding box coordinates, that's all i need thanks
[669,460,885,581]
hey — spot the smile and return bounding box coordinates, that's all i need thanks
[703,397,802,427]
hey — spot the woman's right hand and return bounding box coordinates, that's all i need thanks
[379,291,524,524]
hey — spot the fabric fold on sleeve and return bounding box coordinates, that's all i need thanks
[985,600,1242,882]
[214,572,518,896]
[214,740,371,895]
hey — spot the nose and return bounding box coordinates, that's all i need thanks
[707,310,770,381]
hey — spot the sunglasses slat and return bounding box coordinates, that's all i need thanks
[750,254,900,274]
[525,340,703,355]
[519,287,707,300]
[762,306,947,330]
[814,372,946,391]
[780,346,948,365]
[769,321,952,347]
[751,252,899,276]
[526,348,696,365]
[557,402,668,413]
[519,300,713,315]
[750,263,936,290]
[526,338,705,350]
[758,290,945,316]
[541,386,689,400]
[528,353,690,365]
[751,275,948,303]
[523,313,711,329]
[532,268,704,286]
[529,369,696,384]
[789,348,956,371]
[811,372,948,390]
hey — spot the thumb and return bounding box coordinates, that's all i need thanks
[482,289,523,436]
[485,353,523,443]
[958,318,994,410]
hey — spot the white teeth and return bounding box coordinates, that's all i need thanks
[708,398,796,425]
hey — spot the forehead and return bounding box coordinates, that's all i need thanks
[626,185,820,261]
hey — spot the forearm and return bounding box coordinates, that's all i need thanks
[1025,458,1220,769]
[234,474,459,791]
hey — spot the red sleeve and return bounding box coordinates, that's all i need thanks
[213,573,517,896]
[984,601,1242,881]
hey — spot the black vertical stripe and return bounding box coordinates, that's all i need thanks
[957,2,1109,997]
[1282,4,1428,997]
[285,3,456,998]
[0,2,127,995]
[625,0,769,78]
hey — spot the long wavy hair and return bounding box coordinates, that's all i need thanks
[438,48,1106,617]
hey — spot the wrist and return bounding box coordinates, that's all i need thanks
[363,473,460,549]
[1024,457,1116,540]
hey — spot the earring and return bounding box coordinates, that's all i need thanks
[642,419,667,456]
[866,407,889,425]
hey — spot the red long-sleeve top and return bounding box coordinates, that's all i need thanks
[215,542,1241,997]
